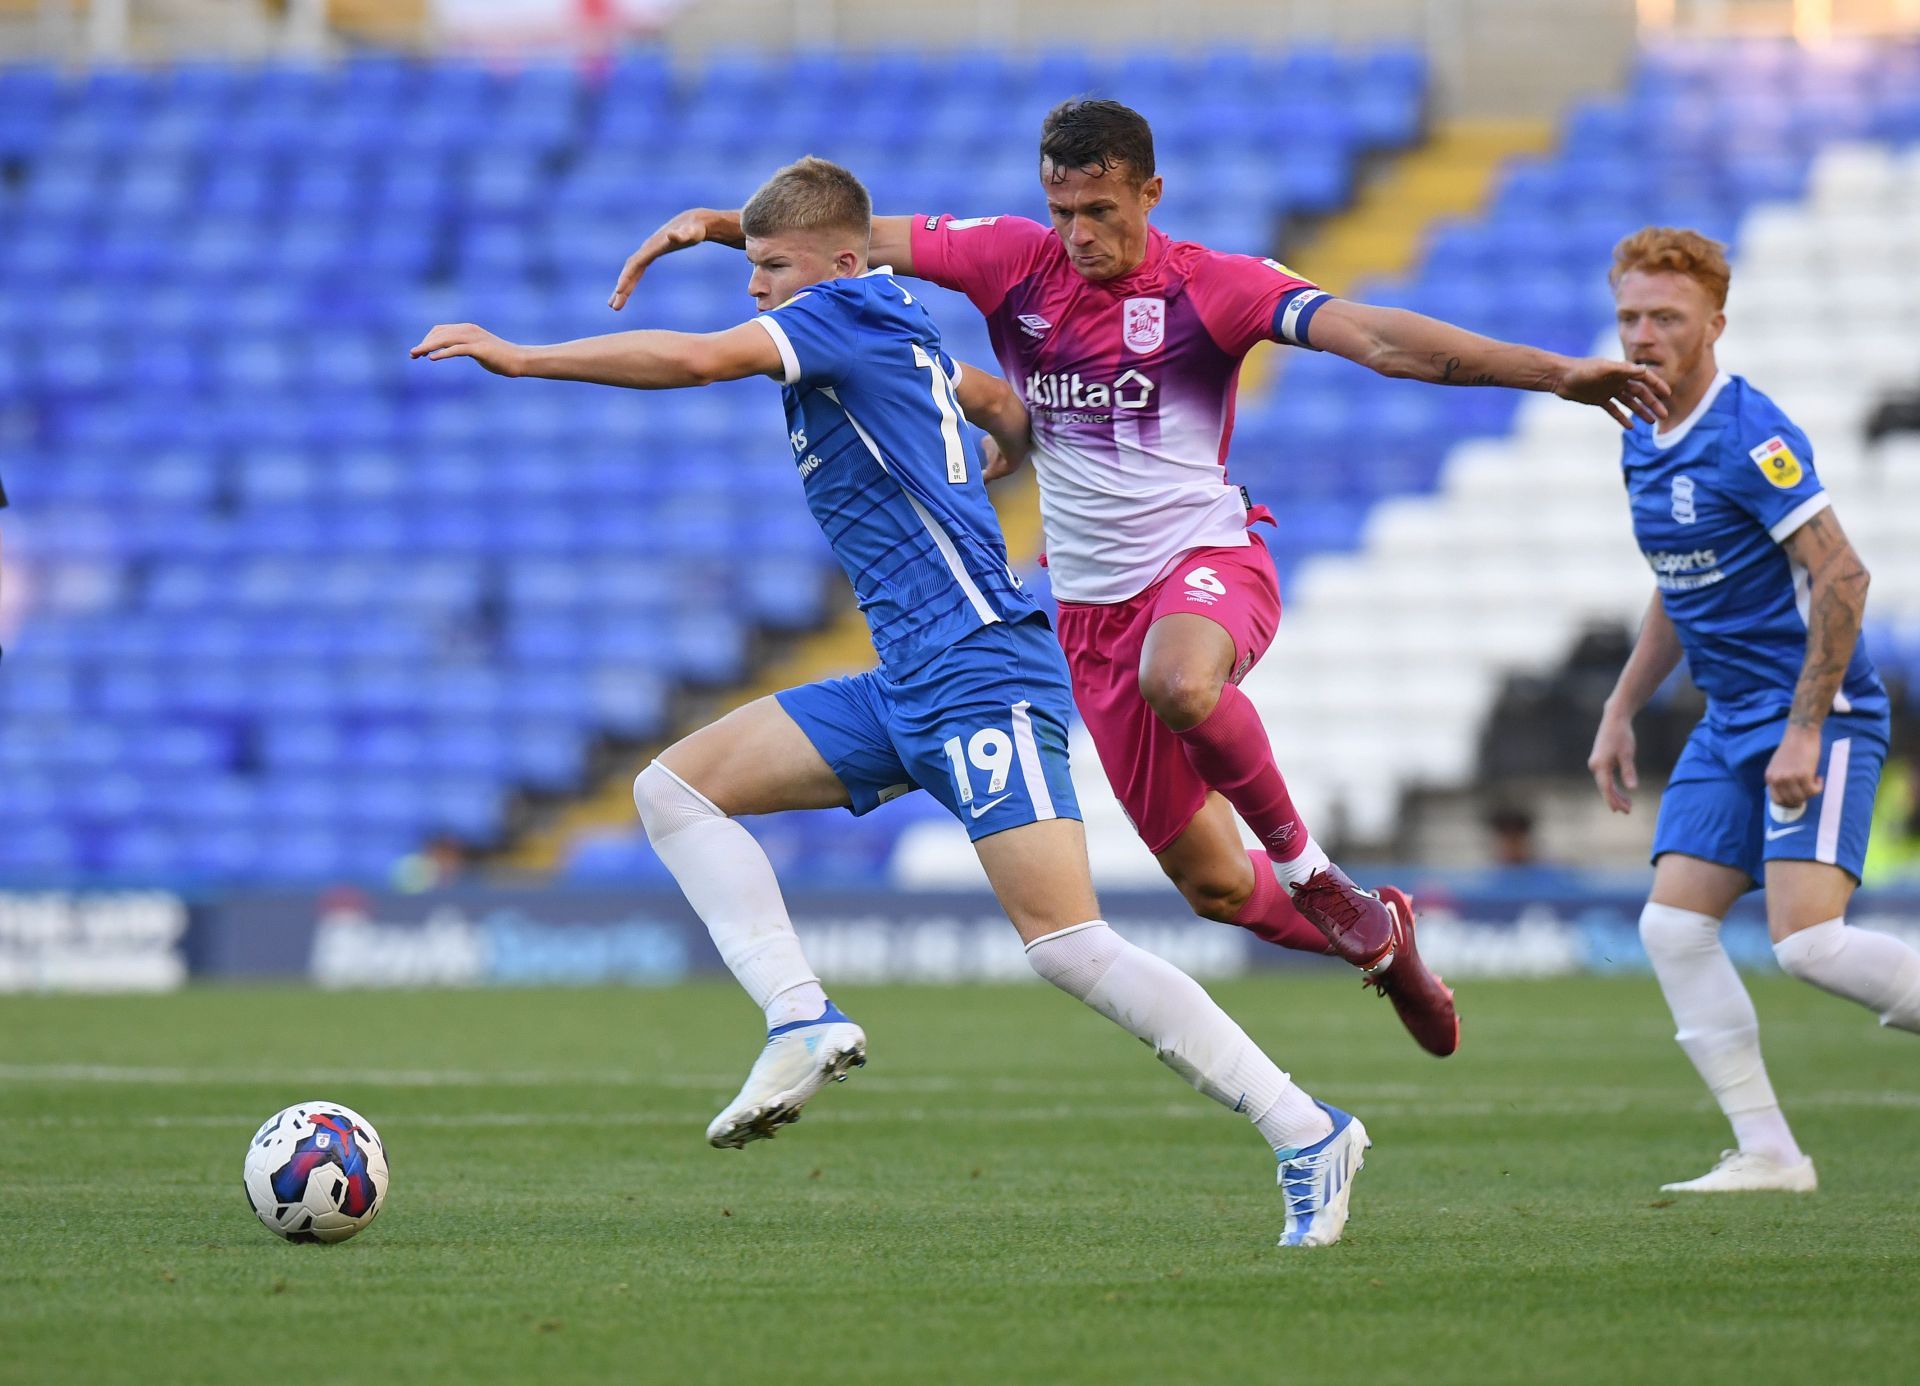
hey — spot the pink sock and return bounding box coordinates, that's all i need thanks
[1231,851,1333,954]
[1174,683,1311,862]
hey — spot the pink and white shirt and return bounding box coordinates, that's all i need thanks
[910,214,1329,604]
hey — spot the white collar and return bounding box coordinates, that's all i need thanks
[1649,370,1731,451]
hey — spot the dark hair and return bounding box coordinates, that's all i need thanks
[1485,805,1535,835]
[741,155,872,242]
[1038,98,1155,184]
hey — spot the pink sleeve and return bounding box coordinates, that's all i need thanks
[908,214,1053,315]
[1188,251,1324,357]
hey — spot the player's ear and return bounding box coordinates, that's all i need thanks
[833,246,864,278]
[1705,311,1726,348]
[1139,175,1163,214]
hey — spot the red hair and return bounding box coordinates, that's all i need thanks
[1609,226,1730,309]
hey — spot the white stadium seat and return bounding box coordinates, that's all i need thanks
[1811,143,1900,210]
[1737,205,1821,267]
[1227,138,1920,850]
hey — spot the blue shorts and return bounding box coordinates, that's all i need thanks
[1652,711,1890,886]
[776,614,1081,842]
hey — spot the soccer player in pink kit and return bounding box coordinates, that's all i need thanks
[612,100,1667,1057]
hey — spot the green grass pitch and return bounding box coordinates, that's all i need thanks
[2,975,1916,1385]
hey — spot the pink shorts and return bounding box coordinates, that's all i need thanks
[1053,536,1283,854]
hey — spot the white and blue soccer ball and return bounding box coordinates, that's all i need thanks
[243,1101,389,1244]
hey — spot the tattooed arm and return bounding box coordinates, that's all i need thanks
[1765,507,1871,808]
[1304,298,1669,428]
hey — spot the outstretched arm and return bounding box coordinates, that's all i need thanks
[412,320,783,389]
[1766,507,1871,808]
[608,210,920,310]
[952,361,1032,483]
[1306,299,1670,428]
[1588,592,1685,813]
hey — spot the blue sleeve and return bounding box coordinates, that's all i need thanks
[756,286,860,389]
[935,341,963,391]
[1718,399,1829,543]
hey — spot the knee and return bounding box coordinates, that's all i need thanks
[1638,901,1721,962]
[633,761,724,843]
[1138,663,1222,731]
[1024,920,1121,999]
[1772,919,1844,982]
[1169,866,1252,923]
[1772,938,1814,983]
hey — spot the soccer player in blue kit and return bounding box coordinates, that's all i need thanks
[1588,228,1920,1193]
[414,158,1371,1247]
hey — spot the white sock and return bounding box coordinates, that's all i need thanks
[1270,835,1331,888]
[634,761,828,1029]
[1774,917,1920,1034]
[1024,920,1333,1151]
[1639,903,1801,1163]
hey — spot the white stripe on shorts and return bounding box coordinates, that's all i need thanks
[1009,700,1056,822]
[1815,736,1851,865]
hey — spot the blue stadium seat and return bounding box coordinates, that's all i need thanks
[0,825,82,877]
[0,42,1449,884]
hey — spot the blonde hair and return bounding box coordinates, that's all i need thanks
[1609,226,1731,309]
[741,156,872,243]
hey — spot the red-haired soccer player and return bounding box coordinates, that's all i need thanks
[1591,227,1917,1192]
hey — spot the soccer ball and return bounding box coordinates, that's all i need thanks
[242,1101,389,1244]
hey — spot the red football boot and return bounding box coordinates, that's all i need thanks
[1286,864,1397,971]
[1366,886,1459,1058]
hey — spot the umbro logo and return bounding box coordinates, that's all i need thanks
[1017,313,1051,339]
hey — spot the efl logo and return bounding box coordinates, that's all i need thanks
[1748,435,1804,489]
[1122,297,1164,353]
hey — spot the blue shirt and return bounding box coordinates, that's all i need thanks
[752,270,1039,678]
[1619,372,1886,730]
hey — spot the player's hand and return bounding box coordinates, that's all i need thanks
[1765,723,1826,810]
[980,434,1026,484]
[609,210,711,311]
[1555,358,1671,429]
[410,323,527,376]
[1587,711,1639,814]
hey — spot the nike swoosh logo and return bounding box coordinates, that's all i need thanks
[1765,825,1805,841]
[968,794,1012,820]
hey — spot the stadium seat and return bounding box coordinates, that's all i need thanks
[0,41,1439,887]
[1202,36,1920,860]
